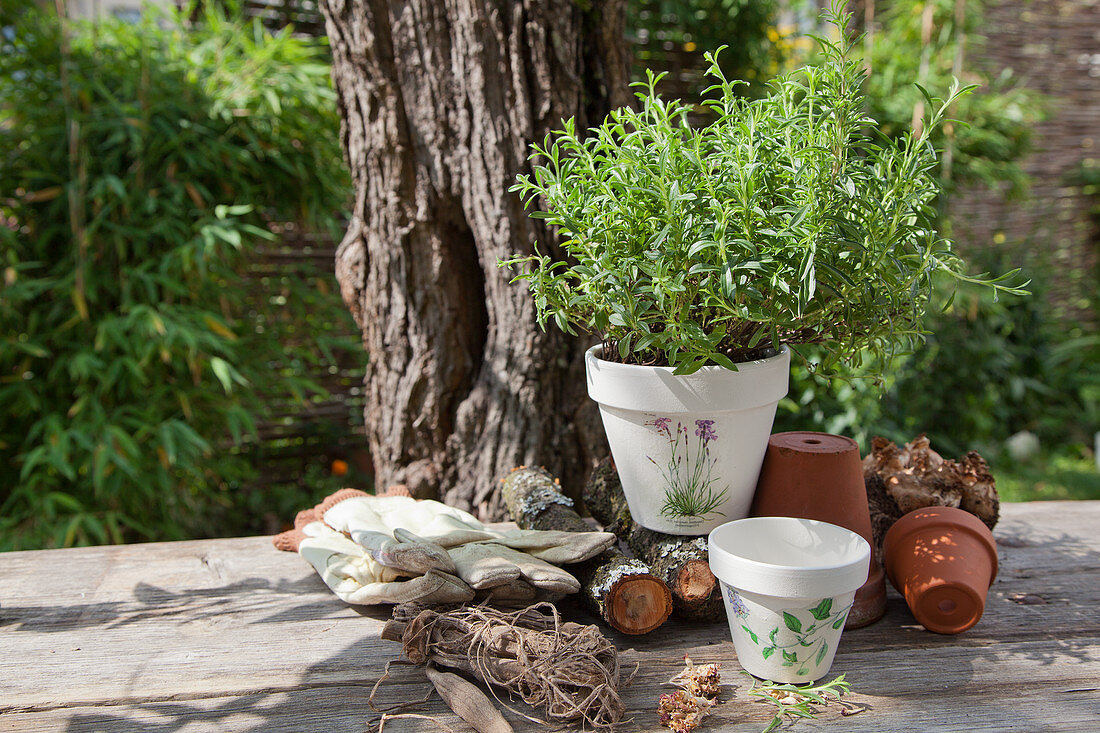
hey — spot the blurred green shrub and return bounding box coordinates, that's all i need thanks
[771,0,1089,467]
[776,257,1098,463]
[0,4,353,549]
[857,0,1042,200]
[627,0,785,99]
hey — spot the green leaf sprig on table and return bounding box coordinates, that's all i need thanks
[503,0,1026,377]
[746,673,860,732]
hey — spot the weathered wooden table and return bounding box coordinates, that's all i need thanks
[1,501,1098,732]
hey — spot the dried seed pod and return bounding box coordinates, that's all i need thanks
[669,656,722,700]
[424,664,514,733]
[658,689,715,733]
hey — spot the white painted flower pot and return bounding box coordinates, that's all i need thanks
[585,345,790,535]
[708,517,871,683]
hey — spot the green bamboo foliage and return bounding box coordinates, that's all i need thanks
[0,5,354,549]
[504,1,1025,376]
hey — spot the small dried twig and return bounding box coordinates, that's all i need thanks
[745,673,854,732]
[373,713,455,733]
[368,660,434,713]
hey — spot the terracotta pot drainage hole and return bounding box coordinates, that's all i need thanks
[939,599,957,613]
[802,439,822,444]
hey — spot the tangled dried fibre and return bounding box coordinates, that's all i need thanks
[383,602,627,730]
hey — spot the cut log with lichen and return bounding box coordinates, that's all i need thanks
[584,458,724,622]
[863,434,999,553]
[501,465,673,634]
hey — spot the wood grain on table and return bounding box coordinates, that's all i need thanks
[1,502,1098,732]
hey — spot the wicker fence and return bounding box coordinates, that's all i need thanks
[241,0,325,35]
[948,0,1100,324]
[241,225,369,492]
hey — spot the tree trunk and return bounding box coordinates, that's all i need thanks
[321,0,629,518]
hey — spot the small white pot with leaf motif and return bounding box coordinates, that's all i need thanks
[585,345,790,535]
[708,517,870,683]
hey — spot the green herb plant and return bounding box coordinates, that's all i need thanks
[746,673,859,732]
[503,0,1024,376]
[856,0,1043,202]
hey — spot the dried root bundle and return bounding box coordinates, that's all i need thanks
[382,602,627,730]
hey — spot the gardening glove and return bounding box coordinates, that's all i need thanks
[311,490,461,577]
[317,489,615,566]
[273,511,475,606]
[447,541,583,596]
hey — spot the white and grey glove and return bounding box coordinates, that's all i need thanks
[274,489,615,606]
[274,512,475,605]
[317,490,614,565]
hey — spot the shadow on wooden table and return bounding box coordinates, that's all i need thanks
[1,579,353,634]
[3,502,1095,732]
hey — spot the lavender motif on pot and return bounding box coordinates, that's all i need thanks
[726,585,749,619]
[645,416,730,522]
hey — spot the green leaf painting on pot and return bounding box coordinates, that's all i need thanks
[727,586,853,682]
[725,585,851,673]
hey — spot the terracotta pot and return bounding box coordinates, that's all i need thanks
[883,506,998,634]
[709,517,870,683]
[585,345,790,535]
[750,431,886,628]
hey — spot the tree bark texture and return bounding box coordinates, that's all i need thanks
[501,466,672,635]
[584,458,724,622]
[321,0,630,518]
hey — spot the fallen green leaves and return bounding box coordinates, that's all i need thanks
[746,673,865,732]
[660,658,865,733]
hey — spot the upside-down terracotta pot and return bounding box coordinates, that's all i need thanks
[750,432,886,628]
[883,506,999,634]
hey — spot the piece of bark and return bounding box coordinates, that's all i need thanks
[583,458,723,622]
[500,466,672,635]
[425,664,514,733]
[863,434,1000,555]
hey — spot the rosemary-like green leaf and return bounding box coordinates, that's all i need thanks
[500,0,1026,375]
[745,672,855,732]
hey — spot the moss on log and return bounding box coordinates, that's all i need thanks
[583,458,724,622]
[501,466,672,635]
